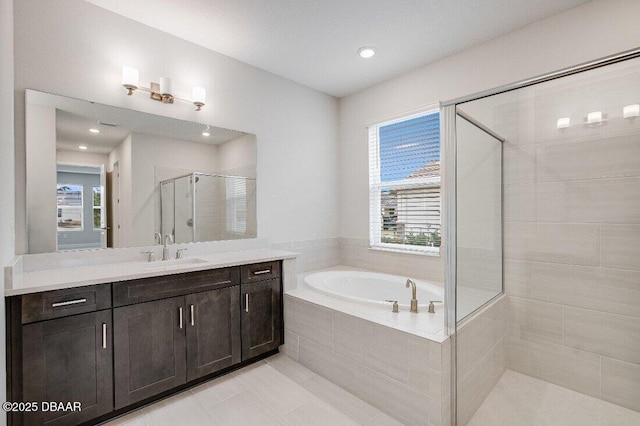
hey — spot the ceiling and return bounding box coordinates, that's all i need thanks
[85,0,590,97]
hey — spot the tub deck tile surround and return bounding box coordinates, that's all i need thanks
[285,267,451,425]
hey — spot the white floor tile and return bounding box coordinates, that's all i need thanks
[300,374,382,424]
[467,369,640,426]
[204,390,287,426]
[266,352,315,383]
[282,399,361,426]
[232,361,313,414]
[191,373,246,406]
[102,355,398,426]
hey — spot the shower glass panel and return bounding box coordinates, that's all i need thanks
[160,173,257,243]
[455,111,503,321]
[447,51,640,425]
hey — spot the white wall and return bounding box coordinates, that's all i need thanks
[218,134,257,177]
[25,103,57,253]
[338,0,640,281]
[108,135,132,247]
[0,0,13,419]
[57,149,109,168]
[131,133,219,246]
[14,0,339,254]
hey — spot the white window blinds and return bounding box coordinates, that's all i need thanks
[368,110,441,253]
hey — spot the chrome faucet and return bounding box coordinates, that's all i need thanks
[162,234,174,260]
[406,279,418,313]
[154,232,162,244]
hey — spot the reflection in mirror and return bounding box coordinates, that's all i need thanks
[25,90,257,254]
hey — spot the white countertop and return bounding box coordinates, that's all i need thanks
[6,248,297,296]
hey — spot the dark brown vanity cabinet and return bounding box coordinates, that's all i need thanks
[112,268,243,409]
[113,296,186,409]
[240,261,282,359]
[186,286,241,381]
[22,311,113,426]
[8,285,113,426]
[7,261,283,425]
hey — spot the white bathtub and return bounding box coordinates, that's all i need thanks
[304,270,444,310]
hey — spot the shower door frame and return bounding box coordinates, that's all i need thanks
[441,46,640,426]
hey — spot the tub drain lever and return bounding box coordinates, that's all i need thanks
[385,300,399,313]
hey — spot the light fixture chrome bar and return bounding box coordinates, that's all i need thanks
[442,47,640,107]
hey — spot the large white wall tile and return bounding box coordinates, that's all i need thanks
[531,263,640,318]
[298,337,356,393]
[503,145,536,185]
[602,225,640,271]
[504,222,600,266]
[508,335,601,398]
[601,358,640,412]
[508,297,564,345]
[504,259,531,298]
[457,297,507,381]
[536,136,640,183]
[352,364,429,426]
[564,307,640,365]
[333,311,374,365]
[566,178,640,223]
[457,337,506,426]
[284,296,333,348]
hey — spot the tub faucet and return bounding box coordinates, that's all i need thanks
[406,279,418,313]
[162,234,174,261]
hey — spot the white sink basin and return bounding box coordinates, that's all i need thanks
[142,257,208,270]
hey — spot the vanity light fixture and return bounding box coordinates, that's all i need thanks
[121,66,206,111]
[89,128,100,133]
[78,145,88,150]
[357,46,376,58]
[623,104,639,119]
[202,125,211,137]
[556,117,571,129]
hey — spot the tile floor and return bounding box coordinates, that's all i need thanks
[468,369,640,426]
[103,353,404,426]
[104,356,640,426]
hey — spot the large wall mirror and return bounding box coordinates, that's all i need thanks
[25,90,257,254]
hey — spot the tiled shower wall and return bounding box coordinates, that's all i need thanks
[500,78,640,413]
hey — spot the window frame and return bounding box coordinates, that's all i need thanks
[368,107,442,256]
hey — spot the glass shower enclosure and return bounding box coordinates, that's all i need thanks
[443,49,640,425]
[160,172,257,244]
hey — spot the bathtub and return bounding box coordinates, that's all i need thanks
[304,269,444,310]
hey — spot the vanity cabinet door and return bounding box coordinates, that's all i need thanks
[21,310,113,426]
[185,286,241,381]
[113,296,186,409]
[241,278,282,360]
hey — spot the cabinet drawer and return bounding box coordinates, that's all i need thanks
[240,261,281,284]
[21,284,112,324]
[113,267,240,307]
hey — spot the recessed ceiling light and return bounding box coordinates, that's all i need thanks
[89,128,100,133]
[78,145,88,150]
[202,131,210,137]
[357,46,376,59]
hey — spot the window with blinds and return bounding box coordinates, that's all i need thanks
[368,110,441,253]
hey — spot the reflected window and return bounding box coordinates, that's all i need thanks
[226,178,247,234]
[93,186,102,230]
[57,184,83,231]
[368,110,441,253]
